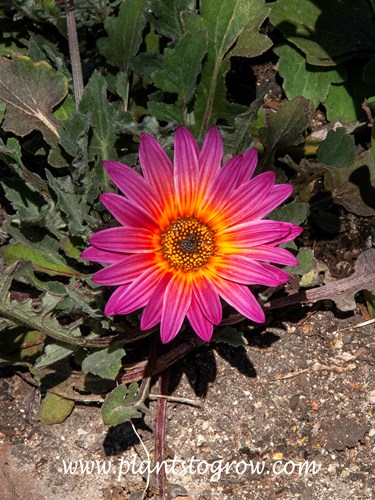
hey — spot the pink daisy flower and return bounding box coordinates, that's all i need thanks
[82,126,302,343]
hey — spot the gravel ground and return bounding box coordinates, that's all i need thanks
[1,307,375,500]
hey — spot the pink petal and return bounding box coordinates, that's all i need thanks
[174,126,199,215]
[100,193,156,229]
[218,220,302,248]
[89,227,154,253]
[234,148,258,187]
[211,255,290,286]
[192,275,222,325]
[104,284,129,316]
[187,295,214,342]
[140,273,172,330]
[243,245,298,266]
[249,184,294,220]
[107,267,163,316]
[198,126,223,192]
[160,274,192,343]
[81,246,125,264]
[103,160,159,218]
[197,155,243,219]
[92,254,154,286]
[210,171,276,229]
[139,133,175,207]
[212,276,265,323]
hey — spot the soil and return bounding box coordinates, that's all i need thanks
[1,305,375,500]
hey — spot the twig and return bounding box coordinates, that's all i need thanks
[148,394,202,408]
[65,0,84,108]
[274,362,357,381]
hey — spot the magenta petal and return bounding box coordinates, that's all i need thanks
[89,227,154,253]
[92,254,153,286]
[211,171,276,229]
[139,133,175,204]
[250,184,294,220]
[100,193,156,229]
[234,148,258,187]
[187,295,214,342]
[140,273,172,330]
[81,246,125,264]
[109,267,163,316]
[174,126,199,214]
[103,160,159,218]
[198,126,223,190]
[243,245,298,266]
[219,220,301,247]
[160,274,192,343]
[213,276,265,323]
[104,284,129,316]
[197,155,243,219]
[192,276,222,325]
[212,255,290,286]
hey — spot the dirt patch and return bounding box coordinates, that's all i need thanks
[1,307,374,499]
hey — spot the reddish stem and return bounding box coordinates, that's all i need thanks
[155,369,170,499]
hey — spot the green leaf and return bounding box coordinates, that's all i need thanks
[214,326,248,347]
[270,202,309,226]
[82,344,125,380]
[317,128,356,168]
[148,101,184,123]
[45,171,89,237]
[0,262,89,347]
[324,149,375,217]
[259,96,313,162]
[269,0,375,66]
[39,392,75,425]
[194,0,270,137]
[1,231,78,277]
[325,66,375,122]
[35,343,76,369]
[150,0,193,41]
[97,0,147,72]
[230,2,272,58]
[101,383,142,425]
[274,44,345,107]
[152,12,207,108]
[79,72,119,162]
[294,248,315,276]
[0,55,68,146]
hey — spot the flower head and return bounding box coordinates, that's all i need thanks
[82,126,302,343]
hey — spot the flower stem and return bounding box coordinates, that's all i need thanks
[155,369,170,499]
[65,0,84,109]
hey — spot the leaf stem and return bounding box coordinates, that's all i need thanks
[65,0,84,109]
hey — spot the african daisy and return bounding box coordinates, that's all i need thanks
[82,126,302,343]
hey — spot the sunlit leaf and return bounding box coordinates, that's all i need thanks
[270,0,375,66]
[274,44,345,107]
[39,392,75,425]
[101,383,142,425]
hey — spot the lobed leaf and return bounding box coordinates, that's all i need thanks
[101,383,142,425]
[82,343,126,380]
[274,44,345,107]
[97,0,147,72]
[269,0,375,66]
